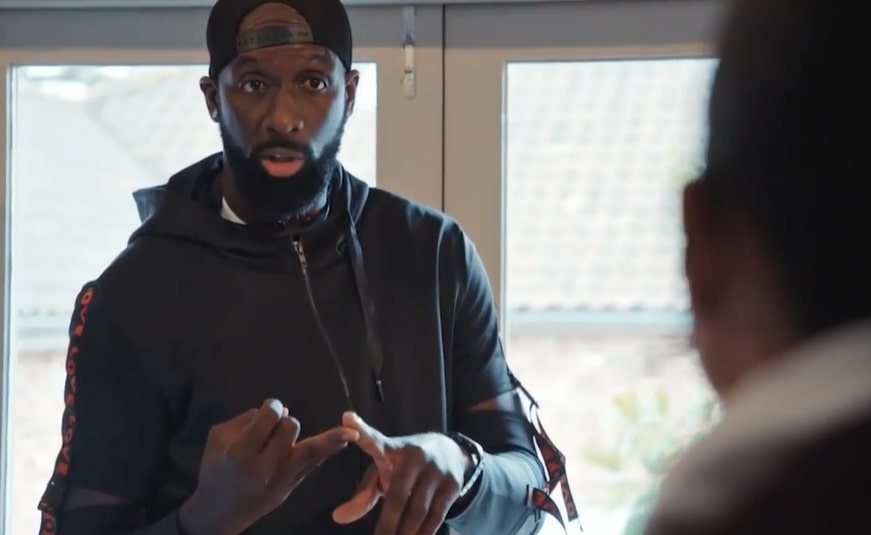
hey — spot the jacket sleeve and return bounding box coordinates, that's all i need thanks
[37,282,174,534]
[447,228,537,453]
[448,228,516,413]
[444,228,547,534]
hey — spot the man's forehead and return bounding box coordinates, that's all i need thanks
[230,45,335,71]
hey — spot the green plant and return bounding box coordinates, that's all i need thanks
[620,485,662,535]
[614,394,718,535]
[581,388,718,506]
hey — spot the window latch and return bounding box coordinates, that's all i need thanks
[401,6,416,99]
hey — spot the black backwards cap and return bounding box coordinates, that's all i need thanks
[206,0,353,79]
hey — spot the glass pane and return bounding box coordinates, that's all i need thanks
[504,58,719,535]
[6,62,376,534]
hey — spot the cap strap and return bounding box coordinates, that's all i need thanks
[236,24,314,53]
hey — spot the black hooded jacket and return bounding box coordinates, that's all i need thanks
[39,154,536,534]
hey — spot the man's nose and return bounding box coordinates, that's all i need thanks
[265,87,304,134]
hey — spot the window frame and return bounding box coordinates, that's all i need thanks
[443,0,724,329]
[0,5,444,530]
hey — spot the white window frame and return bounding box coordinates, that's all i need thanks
[0,5,444,530]
[443,0,725,328]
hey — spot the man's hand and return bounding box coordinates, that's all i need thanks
[332,412,473,535]
[180,399,359,535]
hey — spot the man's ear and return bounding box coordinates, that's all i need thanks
[344,69,360,118]
[683,179,732,314]
[200,76,220,122]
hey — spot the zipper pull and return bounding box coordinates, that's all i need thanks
[373,373,385,402]
[293,238,308,271]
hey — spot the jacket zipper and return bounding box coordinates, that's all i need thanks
[292,237,354,409]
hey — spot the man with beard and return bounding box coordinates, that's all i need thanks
[36,1,571,535]
[644,0,871,534]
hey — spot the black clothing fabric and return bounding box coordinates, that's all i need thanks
[38,154,534,534]
[646,410,871,535]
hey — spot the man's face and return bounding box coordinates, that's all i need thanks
[200,5,359,222]
[683,180,743,397]
[682,177,796,401]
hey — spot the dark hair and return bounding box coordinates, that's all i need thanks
[704,0,871,336]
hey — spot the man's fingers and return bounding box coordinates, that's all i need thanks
[206,408,257,452]
[258,416,301,485]
[285,425,359,479]
[230,399,286,455]
[332,465,382,524]
[343,411,392,463]
[266,426,357,496]
[373,457,420,535]
[235,408,260,425]
[416,480,459,535]
[394,468,440,535]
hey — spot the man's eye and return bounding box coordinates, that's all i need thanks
[241,80,266,92]
[304,78,328,91]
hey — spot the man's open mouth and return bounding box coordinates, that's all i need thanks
[260,147,305,162]
[259,147,307,177]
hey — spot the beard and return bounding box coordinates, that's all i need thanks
[219,121,344,222]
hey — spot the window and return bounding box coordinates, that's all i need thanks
[503,58,718,534]
[444,2,724,533]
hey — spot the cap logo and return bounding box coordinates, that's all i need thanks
[236,24,314,53]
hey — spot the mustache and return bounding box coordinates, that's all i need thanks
[250,140,314,160]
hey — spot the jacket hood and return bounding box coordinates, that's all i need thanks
[129,153,370,269]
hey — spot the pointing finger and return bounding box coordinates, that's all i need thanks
[343,412,393,463]
[332,465,382,524]
[274,425,359,491]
